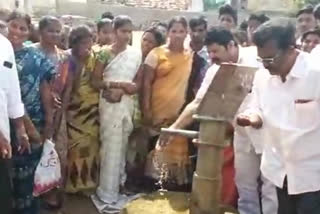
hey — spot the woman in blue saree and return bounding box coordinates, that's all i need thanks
[7,12,55,214]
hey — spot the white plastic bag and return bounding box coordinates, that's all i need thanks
[33,139,61,197]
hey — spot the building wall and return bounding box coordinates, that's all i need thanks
[1,0,293,30]
[0,0,56,13]
[104,0,190,11]
[53,1,225,28]
[32,1,288,29]
[0,0,15,10]
[33,0,56,8]
[247,0,297,12]
[1,0,299,16]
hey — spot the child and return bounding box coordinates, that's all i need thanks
[96,18,113,47]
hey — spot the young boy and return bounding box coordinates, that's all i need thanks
[218,4,237,30]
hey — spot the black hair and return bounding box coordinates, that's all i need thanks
[58,25,71,50]
[296,5,314,17]
[85,21,96,31]
[101,11,114,20]
[113,15,132,30]
[143,26,166,46]
[168,16,188,31]
[189,16,208,30]
[239,20,248,31]
[97,18,112,32]
[7,11,31,29]
[29,23,40,43]
[253,18,296,50]
[205,26,236,48]
[232,29,248,46]
[314,3,320,19]
[69,25,93,49]
[248,13,270,24]
[156,21,168,30]
[152,21,168,35]
[219,4,238,24]
[302,28,320,42]
[39,15,61,31]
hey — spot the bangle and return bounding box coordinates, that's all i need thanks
[105,81,110,89]
[18,133,29,141]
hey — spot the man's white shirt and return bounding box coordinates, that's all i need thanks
[0,34,24,142]
[196,46,264,153]
[246,51,320,194]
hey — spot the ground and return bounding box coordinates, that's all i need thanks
[41,194,99,214]
[40,192,237,214]
[40,192,191,214]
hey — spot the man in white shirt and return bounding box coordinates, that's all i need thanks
[0,34,29,214]
[158,27,277,210]
[234,86,278,213]
[237,18,320,214]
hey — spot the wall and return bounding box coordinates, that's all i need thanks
[247,0,297,12]
[49,1,234,28]
[33,0,56,8]
[28,0,289,30]
[0,0,15,10]
[106,0,189,11]
[34,1,289,29]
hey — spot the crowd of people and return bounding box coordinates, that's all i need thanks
[1,2,320,214]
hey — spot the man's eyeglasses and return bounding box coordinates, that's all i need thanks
[257,52,282,64]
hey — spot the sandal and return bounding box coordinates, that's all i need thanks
[41,190,64,210]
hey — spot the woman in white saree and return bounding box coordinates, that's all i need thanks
[90,15,142,213]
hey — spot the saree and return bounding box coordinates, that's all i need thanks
[11,46,55,214]
[145,46,193,127]
[144,46,193,186]
[35,44,70,185]
[51,50,70,185]
[93,46,142,213]
[65,51,100,193]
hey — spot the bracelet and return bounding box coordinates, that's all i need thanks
[18,133,29,141]
[105,81,110,89]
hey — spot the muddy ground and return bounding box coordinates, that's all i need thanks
[41,194,99,214]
